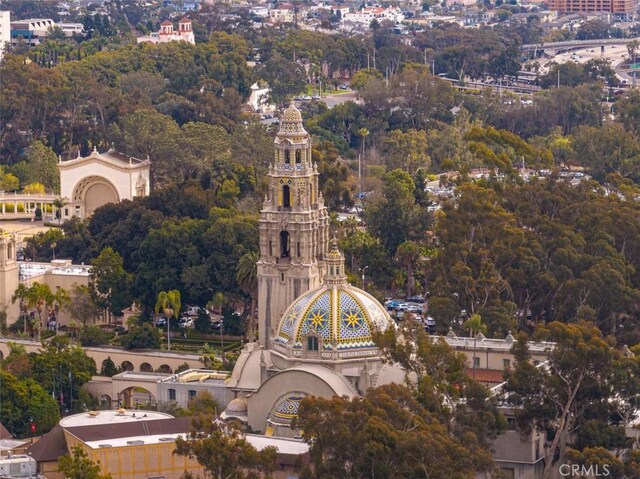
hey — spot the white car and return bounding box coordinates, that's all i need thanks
[178,317,194,329]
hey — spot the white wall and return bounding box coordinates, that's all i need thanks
[0,11,10,60]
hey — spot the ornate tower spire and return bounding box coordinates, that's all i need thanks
[257,102,330,349]
[324,238,347,288]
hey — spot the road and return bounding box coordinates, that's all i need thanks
[538,44,634,82]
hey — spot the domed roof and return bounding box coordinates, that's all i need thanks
[273,285,393,356]
[269,394,305,425]
[273,241,393,358]
[282,103,303,123]
[226,397,248,414]
[277,103,307,137]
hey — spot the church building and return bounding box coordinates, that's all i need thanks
[224,104,405,437]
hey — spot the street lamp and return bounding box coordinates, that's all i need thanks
[360,265,369,289]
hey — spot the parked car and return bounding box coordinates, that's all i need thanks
[384,299,405,310]
[156,317,167,328]
[185,306,202,317]
[178,317,194,329]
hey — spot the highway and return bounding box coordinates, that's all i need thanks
[522,37,640,55]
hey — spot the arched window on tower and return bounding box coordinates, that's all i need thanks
[280,231,290,258]
[295,150,301,164]
[284,150,290,164]
[282,185,291,208]
[309,184,313,205]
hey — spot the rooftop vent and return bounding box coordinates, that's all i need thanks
[126,440,144,446]
[98,444,112,449]
[158,437,176,442]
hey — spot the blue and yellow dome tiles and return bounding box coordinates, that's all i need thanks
[273,286,394,353]
[273,239,394,356]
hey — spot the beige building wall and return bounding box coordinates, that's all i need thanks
[0,235,19,324]
[58,149,150,219]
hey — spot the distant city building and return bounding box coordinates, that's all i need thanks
[57,22,84,36]
[248,82,275,113]
[250,6,270,18]
[269,3,306,24]
[548,0,637,17]
[0,11,10,59]
[163,0,200,11]
[10,18,55,47]
[342,6,405,27]
[137,18,195,45]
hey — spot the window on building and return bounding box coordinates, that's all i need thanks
[168,389,176,401]
[500,468,515,479]
[280,230,290,258]
[297,241,301,257]
[307,336,319,351]
[284,150,290,164]
[503,359,511,369]
[295,150,301,163]
[269,240,273,256]
[188,390,197,400]
[283,185,290,208]
[473,357,480,368]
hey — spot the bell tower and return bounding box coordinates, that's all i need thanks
[257,103,329,349]
[0,233,19,324]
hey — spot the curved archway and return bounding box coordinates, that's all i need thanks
[118,386,156,409]
[155,364,173,374]
[121,360,134,372]
[140,362,153,372]
[98,394,112,410]
[72,175,120,217]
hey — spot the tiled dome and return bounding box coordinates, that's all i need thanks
[270,394,305,425]
[278,103,307,137]
[273,284,393,356]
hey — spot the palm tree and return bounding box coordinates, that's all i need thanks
[357,128,370,196]
[52,197,67,226]
[627,40,639,64]
[26,283,53,342]
[236,251,259,341]
[463,314,488,380]
[51,286,71,334]
[11,284,31,335]
[154,290,181,351]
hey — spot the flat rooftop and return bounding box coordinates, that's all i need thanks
[159,369,229,384]
[245,434,309,455]
[59,410,173,428]
[19,260,91,279]
[85,432,184,449]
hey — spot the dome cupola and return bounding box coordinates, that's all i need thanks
[272,243,394,360]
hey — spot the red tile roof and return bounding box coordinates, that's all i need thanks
[465,368,505,384]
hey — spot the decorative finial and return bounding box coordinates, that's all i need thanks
[58,154,62,163]
[109,142,114,152]
[330,236,339,253]
[76,149,81,159]
[92,144,98,153]
[129,157,133,165]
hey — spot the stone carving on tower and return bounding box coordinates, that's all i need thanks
[257,103,330,349]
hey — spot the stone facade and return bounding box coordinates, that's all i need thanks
[257,103,329,349]
[58,147,150,219]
